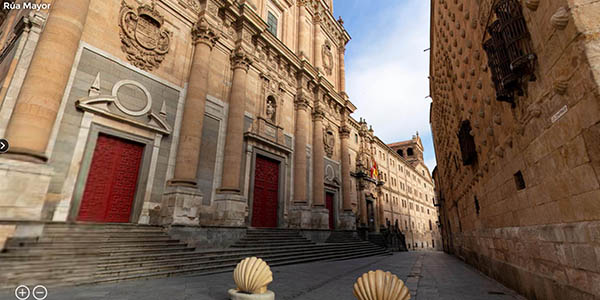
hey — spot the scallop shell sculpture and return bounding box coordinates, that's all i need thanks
[525,0,540,11]
[551,6,569,30]
[233,257,273,294]
[353,270,411,300]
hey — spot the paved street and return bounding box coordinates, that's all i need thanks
[0,252,524,300]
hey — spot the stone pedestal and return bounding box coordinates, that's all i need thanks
[311,207,329,230]
[0,158,53,221]
[288,206,312,229]
[161,185,203,226]
[213,192,247,227]
[228,290,274,300]
[338,211,357,230]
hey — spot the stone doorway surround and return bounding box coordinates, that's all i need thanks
[50,44,177,224]
[324,189,339,230]
[247,147,288,228]
[66,124,154,223]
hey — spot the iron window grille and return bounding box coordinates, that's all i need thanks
[483,0,536,105]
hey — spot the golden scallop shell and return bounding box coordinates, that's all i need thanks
[353,270,411,300]
[233,257,273,294]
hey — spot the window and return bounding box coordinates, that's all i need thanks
[354,134,358,143]
[429,220,432,230]
[404,220,408,230]
[407,148,414,156]
[458,120,477,165]
[267,11,278,36]
[397,149,404,157]
[514,171,526,190]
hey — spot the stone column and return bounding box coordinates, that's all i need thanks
[212,49,252,227]
[313,15,323,71]
[293,95,309,204]
[312,106,325,207]
[338,124,355,230]
[338,46,346,93]
[359,189,367,225]
[220,49,252,192]
[4,0,91,162]
[170,19,218,186]
[340,125,352,211]
[311,104,328,229]
[289,93,313,229]
[161,19,218,226]
[376,196,384,233]
[297,2,309,59]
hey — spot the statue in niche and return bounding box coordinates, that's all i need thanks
[266,96,276,123]
[324,125,335,158]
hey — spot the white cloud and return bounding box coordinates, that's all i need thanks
[345,0,437,172]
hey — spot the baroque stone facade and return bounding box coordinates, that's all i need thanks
[0,0,439,253]
[430,0,600,298]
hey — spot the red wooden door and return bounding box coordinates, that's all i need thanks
[251,156,279,228]
[326,192,335,230]
[77,134,144,223]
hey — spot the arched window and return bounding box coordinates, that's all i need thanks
[407,148,414,156]
[397,149,404,157]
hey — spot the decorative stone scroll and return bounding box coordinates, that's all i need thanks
[119,0,171,71]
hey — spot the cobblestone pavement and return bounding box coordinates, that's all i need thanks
[0,251,525,300]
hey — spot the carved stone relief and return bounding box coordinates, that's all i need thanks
[323,124,335,158]
[178,0,200,13]
[119,0,171,71]
[322,40,333,75]
[76,73,171,135]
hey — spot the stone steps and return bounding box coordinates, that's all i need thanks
[0,224,391,289]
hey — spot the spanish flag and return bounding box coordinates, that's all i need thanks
[371,160,379,179]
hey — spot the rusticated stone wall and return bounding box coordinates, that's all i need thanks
[430,0,600,298]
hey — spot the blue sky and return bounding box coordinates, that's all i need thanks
[333,0,436,172]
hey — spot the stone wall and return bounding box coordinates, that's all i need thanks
[430,0,600,298]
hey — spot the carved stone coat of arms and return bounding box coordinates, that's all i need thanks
[119,0,171,71]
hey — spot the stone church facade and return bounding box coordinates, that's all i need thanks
[0,0,439,250]
[430,0,600,298]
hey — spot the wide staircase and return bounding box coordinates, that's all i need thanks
[0,224,390,289]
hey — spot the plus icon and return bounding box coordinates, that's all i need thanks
[14,285,30,300]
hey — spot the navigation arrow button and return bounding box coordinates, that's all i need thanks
[0,139,9,153]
